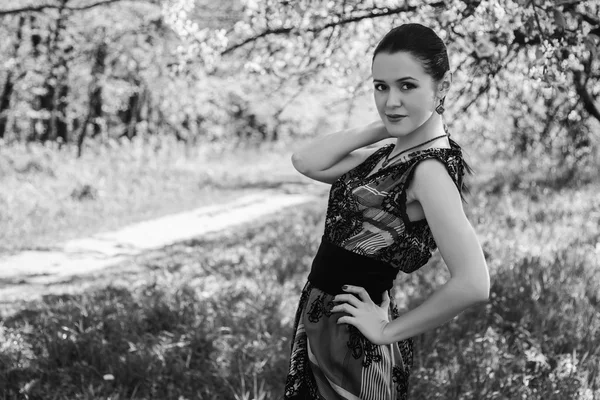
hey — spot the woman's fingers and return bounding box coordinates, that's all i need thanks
[342,285,372,303]
[331,302,357,315]
[336,315,356,325]
[333,293,362,308]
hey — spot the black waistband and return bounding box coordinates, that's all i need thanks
[307,236,398,304]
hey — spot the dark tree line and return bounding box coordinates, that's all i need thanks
[0,0,265,155]
[0,0,598,166]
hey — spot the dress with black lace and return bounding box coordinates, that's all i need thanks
[283,141,467,400]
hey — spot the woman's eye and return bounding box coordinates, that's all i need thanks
[400,83,415,90]
[374,83,387,91]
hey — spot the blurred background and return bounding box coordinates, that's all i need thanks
[0,0,599,399]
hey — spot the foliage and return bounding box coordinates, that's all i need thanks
[1,0,598,165]
[0,0,312,154]
[1,173,599,399]
[171,0,600,163]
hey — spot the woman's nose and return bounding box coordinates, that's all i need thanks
[386,88,403,108]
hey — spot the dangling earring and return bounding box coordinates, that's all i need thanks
[435,97,445,115]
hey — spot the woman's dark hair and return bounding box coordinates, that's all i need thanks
[372,23,474,201]
[372,23,449,83]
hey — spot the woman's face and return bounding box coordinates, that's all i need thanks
[372,51,439,137]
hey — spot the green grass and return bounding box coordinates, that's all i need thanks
[1,159,599,398]
[0,136,319,254]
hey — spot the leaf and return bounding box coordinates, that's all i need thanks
[583,35,598,61]
[524,17,535,37]
[535,47,544,60]
[553,9,566,32]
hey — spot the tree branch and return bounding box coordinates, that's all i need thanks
[457,46,519,114]
[573,70,600,122]
[0,0,139,16]
[530,0,549,47]
[221,3,446,56]
[578,12,599,26]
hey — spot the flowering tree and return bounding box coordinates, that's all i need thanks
[1,0,598,165]
[166,0,599,164]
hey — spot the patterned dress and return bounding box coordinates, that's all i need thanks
[284,141,467,400]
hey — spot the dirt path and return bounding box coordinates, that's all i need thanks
[0,187,325,312]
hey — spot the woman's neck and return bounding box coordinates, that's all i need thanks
[392,114,448,155]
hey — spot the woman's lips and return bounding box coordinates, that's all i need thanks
[386,114,407,122]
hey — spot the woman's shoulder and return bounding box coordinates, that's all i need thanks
[405,145,462,174]
[404,144,469,201]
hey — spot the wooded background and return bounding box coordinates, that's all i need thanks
[0,0,598,167]
[1,2,600,399]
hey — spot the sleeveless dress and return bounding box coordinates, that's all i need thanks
[283,141,467,400]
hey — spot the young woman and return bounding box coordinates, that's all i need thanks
[284,23,490,400]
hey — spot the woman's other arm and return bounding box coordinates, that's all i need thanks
[291,120,389,184]
[380,158,490,343]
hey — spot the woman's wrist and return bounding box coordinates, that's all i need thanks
[344,120,387,149]
[381,321,396,345]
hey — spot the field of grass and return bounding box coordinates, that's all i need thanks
[1,137,599,399]
[0,137,320,254]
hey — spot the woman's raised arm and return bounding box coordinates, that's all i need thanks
[291,120,389,184]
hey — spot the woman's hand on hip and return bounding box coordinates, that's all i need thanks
[331,285,393,345]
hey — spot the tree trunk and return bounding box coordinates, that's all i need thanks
[28,15,42,141]
[0,75,15,140]
[0,15,25,139]
[118,79,143,140]
[37,0,69,143]
[56,83,69,142]
[78,60,103,155]
[77,110,91,158]
[90,38,106,139]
